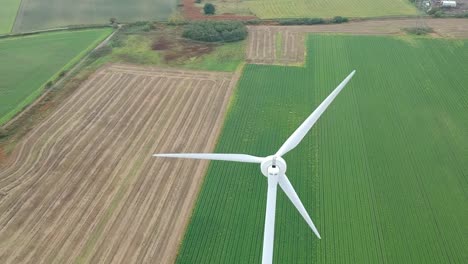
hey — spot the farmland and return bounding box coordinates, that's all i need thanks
[246,19,468,65]
[0,29,112,125]
[176,35,468,263]
[0,64,237,263]
[95,26,245,72]
[0,0,21,34]
[12,0,177,32]
[204,0,418,19]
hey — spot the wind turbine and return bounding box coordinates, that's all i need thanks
[153,70,356,264]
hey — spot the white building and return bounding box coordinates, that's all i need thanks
[441,1,457,7]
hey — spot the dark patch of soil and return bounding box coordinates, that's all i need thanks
[163,40,217,62]
[152,38,171,50]
[150,28,219,63]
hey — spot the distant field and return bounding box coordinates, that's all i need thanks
[13,0,177,32]
[207,0,418,18]
[177,35,468,263]
[0,29,112,125]
[0,0,21,34]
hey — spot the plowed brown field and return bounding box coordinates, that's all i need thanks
[247,18,468,65]
[0,64,236,264]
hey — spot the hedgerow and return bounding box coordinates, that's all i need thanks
[182,21,247,42]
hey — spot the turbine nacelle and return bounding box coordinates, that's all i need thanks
[261,156,287,177]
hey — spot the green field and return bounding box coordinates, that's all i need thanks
[0,0,22,34]
[0,29,112,125]
[176,35,468,263]
[208,0,418,18]
[13,0,177,32]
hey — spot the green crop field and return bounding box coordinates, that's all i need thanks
[209,0,418,19]
[0,0,22,34]
[0,29,112,125]
[176,35,468,263]
[12,0,177,32]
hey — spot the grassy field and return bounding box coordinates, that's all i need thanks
[176,35,468,263]
[92,27,245,72]
[0,29,112,125]
[12,0,177,32]
[0,0,22,34]
[206,0,418,18]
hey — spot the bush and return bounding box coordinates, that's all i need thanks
[403,27,434,35]
[45,81,54,89]
[121,21,154,33]
[59,70,68,78]
[433,10,444,18]
[168,12,187,25]
[0,127,9,138]
[332,16,348,23]
[204,3,215,15]
[195,0,202,3]
[278,18,325,25]
[243,20,261,25]
[109,17,117,25]
[455,13,468,18]
[89,45,112,59]
[183,21,247,42]
[427,7,445,17]
[109,32,125,47]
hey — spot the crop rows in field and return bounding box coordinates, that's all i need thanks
[12,0,177,32]
[0,64,236,263]
[247,27,305,65]
[246,19,468,66]
[246,0,417,19]
[177,35,468,263]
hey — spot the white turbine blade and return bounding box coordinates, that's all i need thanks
[278,174,321,239]
[153,153,264,163]
[276,70,356,157]
[262,176,279,264]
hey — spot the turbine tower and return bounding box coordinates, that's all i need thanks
[154,70,356,264]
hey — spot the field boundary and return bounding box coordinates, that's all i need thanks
[0,29,114,128]
[1,24,111,39]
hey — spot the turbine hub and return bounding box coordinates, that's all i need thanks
[261,156,287,177]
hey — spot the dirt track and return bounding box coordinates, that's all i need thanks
[247,18,468,64]
[0,64,236,264]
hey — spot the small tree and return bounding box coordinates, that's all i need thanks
[0,127,8,138]
[204,3,215,15]
[332,16,348,24]
[195,0,202,3]
[109,17,117,25]
[45,81,54,89]
[168,12,187,25]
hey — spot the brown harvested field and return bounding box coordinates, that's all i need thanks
[0,64,237,264]
[247,27,305,65]
[247,18,468,65]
